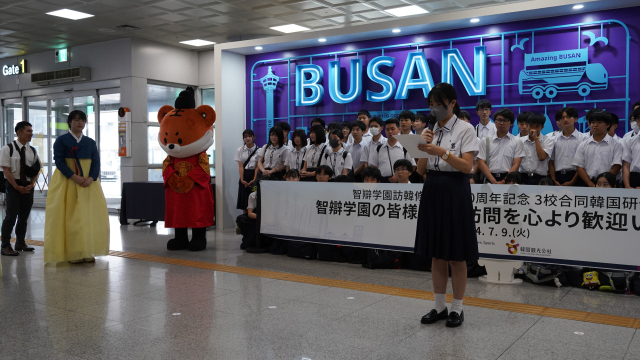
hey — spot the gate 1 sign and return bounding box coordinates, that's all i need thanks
[247,8,638,145]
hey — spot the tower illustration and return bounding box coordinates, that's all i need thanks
[260,66,280,143]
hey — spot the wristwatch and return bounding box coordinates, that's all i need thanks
[441,150,450,161]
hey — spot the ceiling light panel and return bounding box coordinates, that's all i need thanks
[46,9,94,20]
[270,24,310,33]
[385,5,429,17]
[180,39,215,46]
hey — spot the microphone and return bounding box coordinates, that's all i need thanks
[426,115,437,144]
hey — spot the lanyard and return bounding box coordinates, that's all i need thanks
[312,144,326,167]
[386,147,394,175]
[268,145,280,167]
[295,147,306,169]
[328,151,340,173]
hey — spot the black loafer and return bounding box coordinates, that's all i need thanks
[446,310,464,328]
[15,244,35,252]
[1,247,19,256]
[421,308,448,324]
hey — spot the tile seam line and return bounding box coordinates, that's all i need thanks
[14,239,640,329]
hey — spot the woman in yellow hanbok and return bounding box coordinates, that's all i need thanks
[44,110,109,264]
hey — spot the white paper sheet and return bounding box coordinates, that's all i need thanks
[392,134,430,158]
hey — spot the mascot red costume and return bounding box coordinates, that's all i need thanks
[157,87,215,251]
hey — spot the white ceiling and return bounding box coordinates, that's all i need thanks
[0,0,542,58]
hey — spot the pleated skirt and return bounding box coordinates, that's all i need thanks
[236,170,255,210]
[414,171,479,262]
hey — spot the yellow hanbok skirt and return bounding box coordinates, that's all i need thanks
[44,158,110,263]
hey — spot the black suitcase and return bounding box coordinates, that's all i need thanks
[287,241,316,260]
[362,249,402,269]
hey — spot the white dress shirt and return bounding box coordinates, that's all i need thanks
[477,132,525,173]
[550,129,588,171]
[319,147,353,178]
[368,141,416,177]
[234,144,259,170]
[343,137,370,170]
[426,116,479,172]
[304,143,328,169]
[0,140,41,182]
[572,134,624,178]
[285,146,307,171]
[259,144,289,169]
[475,120,497,139]
[622,135,640,173]
[519,133,554,175]
[361,136,387,166]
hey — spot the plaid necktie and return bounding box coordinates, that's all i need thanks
[19,145,26,183]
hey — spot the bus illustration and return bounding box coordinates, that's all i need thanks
[519,48,608,99]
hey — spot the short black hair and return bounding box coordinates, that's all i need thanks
[595,172,617,188]
[285,169,300,179]
[609,113,619,126]
[429,83,458,110]
[538,177,556,186]
[268,126,285,147]
[310,117,325,128]
[516,111,531,124]
[561,107,579,119]
[15,121,32,134]
[415,113,427,124]
[67,110,87,128]
[631,107,640,121]
[633,101,640,109]
[398,110,415,122]
[369,116,384,128]
[357,110,371,119]
[504,172,523,184]
[328,121,342,132]
[275,121,291,132]
[458,110,471,121]
[586,109,612,125]
[329,129,343,140]
[361,166,382,182]
[394,159,413,172]
[384,118,400,128]
[341,121,351,130]
[555,109,564,121]
[493,108,515,124]
[242,129,255,139]
[526,113,546,127]
[316,165,334,178]
[351,120,366,132]
[333,175,350,182]
[476,99,492,111]
[310,125,326,144]
[291,129,308,147]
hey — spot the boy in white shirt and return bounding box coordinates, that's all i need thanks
[359,117,386,172]
[319,129,353,178]
[622,111,640,188]
[519,113,554,185]
[475,99,496,139]
[347,121,370,180]
[572,109,624,187]
[393,159,413,184]
[477,108,524,184]
[549,107,588,186]
[399,110,415,135]
[368,118,416,183]
[623,102,640,141]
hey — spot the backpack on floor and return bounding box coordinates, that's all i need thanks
[341,246,368,265]
[631,273,640,296]
[316,244,344,262]
[402,253,431,272]
[561,266,588,288]
[362,249,402,270]
[597,270,635,293]
[523,263,566,287]
[287,241,316,260]
[268,238,288,255]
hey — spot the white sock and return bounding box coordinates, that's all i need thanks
[434,294,446,313]
[450,298,463,315]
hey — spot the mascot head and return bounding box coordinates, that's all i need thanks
[157,87,216,158]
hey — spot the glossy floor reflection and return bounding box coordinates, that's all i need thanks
[0,208,638,359]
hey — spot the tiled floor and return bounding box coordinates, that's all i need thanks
[0,208,638,360]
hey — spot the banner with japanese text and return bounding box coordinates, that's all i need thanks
[259,181,640,271]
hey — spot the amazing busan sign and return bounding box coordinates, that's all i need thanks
[249,18,632,142]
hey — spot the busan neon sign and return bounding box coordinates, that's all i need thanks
[295,46,486,106]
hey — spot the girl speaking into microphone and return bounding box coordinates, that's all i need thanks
[415,83,479,328]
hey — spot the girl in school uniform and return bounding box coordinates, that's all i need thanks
[300,125,327,182]
[235,129,259,213]
[257,126,289,180]
[415,83,479,328]
[285,129,308,172]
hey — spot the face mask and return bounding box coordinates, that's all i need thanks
[430,104,451,122]
[329,139,340,148]
[632,121,639,132]
[369,127,380,136]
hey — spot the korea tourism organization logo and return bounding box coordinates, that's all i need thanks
[506,239,519,254]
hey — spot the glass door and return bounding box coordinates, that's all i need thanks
[50,95,71,189]
[72,94,96,139]
[98,91,121,204]
[3,99,23,146]
[27,97,49,198]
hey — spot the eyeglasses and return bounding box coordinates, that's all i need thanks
[495,118,511,124]
[479,108,491,112]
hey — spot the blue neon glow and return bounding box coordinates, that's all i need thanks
[441,46,486,96]
[295,64,324,106]
[328,59,362,104]
[395,52,435,100]
[366,56,396,102]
